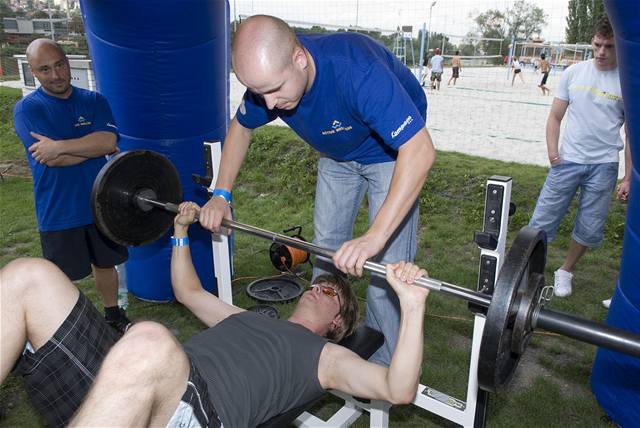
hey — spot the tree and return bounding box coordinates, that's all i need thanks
[506,0,547,40]
[565,0,606,43]
[471,1,547,55]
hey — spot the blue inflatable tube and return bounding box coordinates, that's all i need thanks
[80,0,230,300]
[592,1,640,426]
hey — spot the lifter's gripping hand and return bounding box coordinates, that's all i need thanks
[199,197,231,234]
[174,202,200,235]
[333,233,387,277]
[386,261,430,307]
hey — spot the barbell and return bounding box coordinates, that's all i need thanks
[91,150,640,393]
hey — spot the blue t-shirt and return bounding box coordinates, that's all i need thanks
[13,86,118,232]
[236,32,427,164]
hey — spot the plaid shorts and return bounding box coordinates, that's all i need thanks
[15,292,222,428]
[15,291,119,428]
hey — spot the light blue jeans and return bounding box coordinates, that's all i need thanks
[529,161,618,247]
[312,157,419,366]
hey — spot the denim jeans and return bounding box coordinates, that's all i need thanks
[529,161,618,247]
[312,157,419,366]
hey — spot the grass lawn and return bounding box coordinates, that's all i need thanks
[0,85,627,427]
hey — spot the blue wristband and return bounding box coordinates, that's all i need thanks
[212,188,232,204]
[171,236,189,247]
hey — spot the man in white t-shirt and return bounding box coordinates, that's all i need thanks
[428,48,444,90]
[529,16,631,303]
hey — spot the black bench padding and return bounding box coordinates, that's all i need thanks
[256,325,384,428]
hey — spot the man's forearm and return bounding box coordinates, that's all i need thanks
[214,118,253,191]
[170,226,204,302]
[623,135,632,180]
[546,116,561,159]
[385,301,426,402]
[368,129,435,242]
[45,154,87,167]
[58,131,117,158]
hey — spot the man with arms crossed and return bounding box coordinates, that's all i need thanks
[529,17,631,306]
[199,15,436,367]
[0,202,430,427]
[13,38,130,332]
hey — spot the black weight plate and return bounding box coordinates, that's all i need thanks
[246,277,303,303]
[92,150,182,246]
[248,304,279,319]
[478,226,546,393]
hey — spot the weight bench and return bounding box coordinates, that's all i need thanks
[257,325,384,428]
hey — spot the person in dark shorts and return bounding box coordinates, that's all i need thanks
[0,202,431,427]
[538,53,551,95]
[12,38,129,332]
[511,56,525,86]
[447,50,461,86]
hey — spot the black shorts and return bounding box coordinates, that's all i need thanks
[514,69,521,74]
[540,71,549,85]
[452,67,459,78]
[15,292,120,428]
[40,223,128,280]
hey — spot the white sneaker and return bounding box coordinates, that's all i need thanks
[602,298,612,309]
[553,269,573,297]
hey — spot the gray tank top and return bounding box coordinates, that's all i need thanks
[183,311,328,427]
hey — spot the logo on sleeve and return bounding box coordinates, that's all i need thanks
[239,99,247,115]
[321,119,352,136]
[74,115,93,127]
[391,115,413,138]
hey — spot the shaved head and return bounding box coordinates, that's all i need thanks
[26,38,65,64]
[231,15,313,111]
[233,15,301,77]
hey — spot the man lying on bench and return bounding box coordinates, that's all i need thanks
[0,202,430,428]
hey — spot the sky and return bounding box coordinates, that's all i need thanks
[230,0,571,42]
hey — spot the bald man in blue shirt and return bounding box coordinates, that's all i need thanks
[200,15,436,366]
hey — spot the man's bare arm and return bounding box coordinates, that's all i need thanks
[333,129,435,276]
[546,98,569,165]
[44,154,87,167]
[29,131,117,164]
[171,203,243,327]
[199,117,253,232]
[320,262,429,404]
[617,124,632,202]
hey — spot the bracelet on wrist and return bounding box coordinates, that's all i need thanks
[212,188,232,206]
[171,236,189,247]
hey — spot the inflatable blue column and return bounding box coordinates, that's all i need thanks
[80,0,230,300]
[591,1,640,425]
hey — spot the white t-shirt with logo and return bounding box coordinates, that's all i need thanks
[430,55,444,73]
[556,59,624,164]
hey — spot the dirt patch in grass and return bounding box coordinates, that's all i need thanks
[0,159,30,179]
[447,329,586,397]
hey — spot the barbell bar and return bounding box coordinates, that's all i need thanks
[137,195,640,355]
[92,150,640,392]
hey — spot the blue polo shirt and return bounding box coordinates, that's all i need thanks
[236,32,427,164]
[13,86,118,232]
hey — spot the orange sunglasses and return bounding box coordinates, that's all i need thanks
[310,284,342,312]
